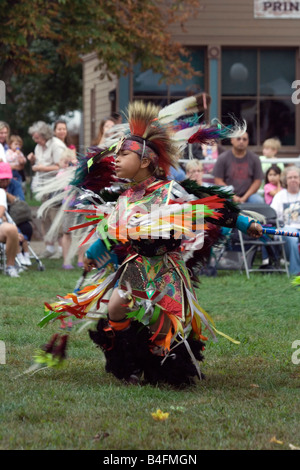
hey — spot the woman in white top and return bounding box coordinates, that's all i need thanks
[27,121,66,189]
[271,166,300,275]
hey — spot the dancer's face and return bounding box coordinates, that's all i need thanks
[115,149,150,181]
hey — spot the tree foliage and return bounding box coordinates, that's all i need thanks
[0,0,200,151]
[0,0,200,83]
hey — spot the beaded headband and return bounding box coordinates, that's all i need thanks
[116,135,159,166]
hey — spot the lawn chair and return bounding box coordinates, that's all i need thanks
[215,204,289,278]
[213,226,256,274]
[236,204,289,278]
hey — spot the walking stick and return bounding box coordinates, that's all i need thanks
[262,227,300,238]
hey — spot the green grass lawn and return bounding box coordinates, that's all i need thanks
[0,261,299,450]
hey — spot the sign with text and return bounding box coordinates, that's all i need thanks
[254,0,300,18]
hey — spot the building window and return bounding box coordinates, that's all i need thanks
[221,48,296,146]
[132,49,205,108]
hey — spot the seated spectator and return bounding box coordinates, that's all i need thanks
[0,121,10,152]
[0,121,10,162]
[27,121,67,258]
[264,165,282,205]
[201,142,221,184]
[168,164,186,182]
[260,137,284,174]
[271,166,300,275]
[167,153,186,182]
[185,159,205,185]
[0,162,32,266]
[92,117,116,147]
[57,148,77,171]
[0,180,22,278]
[5,134,26,183]
[213,132,264,203]
[183,142,204,160]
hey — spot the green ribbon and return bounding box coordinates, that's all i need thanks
[38,310,62,328]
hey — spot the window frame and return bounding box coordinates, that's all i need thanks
[130,47,208,117]
[220,46,299,153]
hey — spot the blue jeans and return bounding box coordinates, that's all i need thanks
[282,226,300,275]
[244,193,264,204]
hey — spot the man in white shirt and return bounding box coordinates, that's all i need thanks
[0,188,21,277]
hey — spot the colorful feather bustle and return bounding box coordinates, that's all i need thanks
[158,93,211,124]
[180,179,239,214]
[188,119,247,145]
[70,151,117,195]
[292,276,300,290]
[179,179,239,270]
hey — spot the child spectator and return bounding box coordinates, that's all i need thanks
[201,142,219,184]
[264,164,282,205]
[6,135,26,183]
[185,159,204,185]
[260,138,284,174]
[58,148,78,171]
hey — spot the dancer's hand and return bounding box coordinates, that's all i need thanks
[83,256,97,272]
[247,221,263,239]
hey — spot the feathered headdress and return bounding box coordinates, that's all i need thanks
[78,94,247,183]
[158,95,247,153]
[158,93,210,124]
[118,101,179,177]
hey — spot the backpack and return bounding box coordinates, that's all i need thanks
[8,199,32,225]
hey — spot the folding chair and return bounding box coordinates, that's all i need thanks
[214,227,256,274]
[237,203,290,279]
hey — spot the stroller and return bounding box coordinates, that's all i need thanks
[0,210,45,273]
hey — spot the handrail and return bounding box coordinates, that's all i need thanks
[179,157,300,165]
